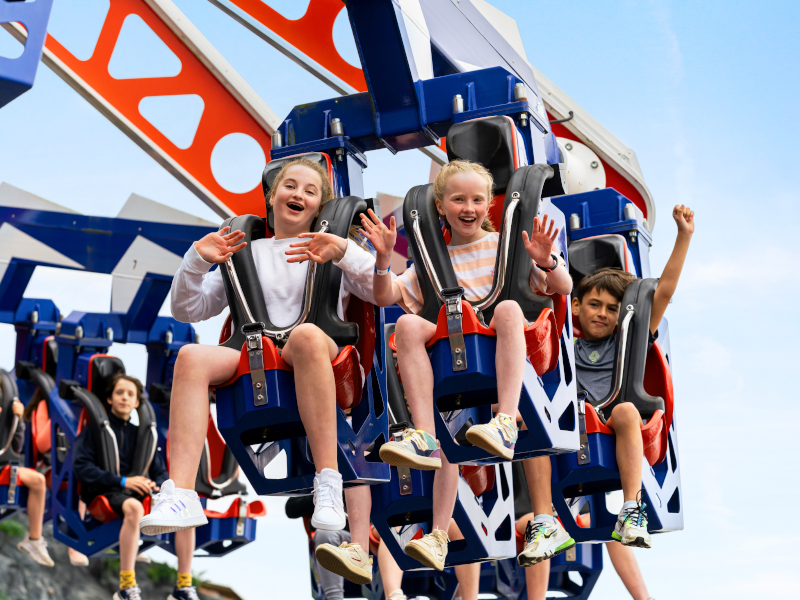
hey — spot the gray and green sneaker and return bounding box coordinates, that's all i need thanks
[379,428,442,470]
[517,519,576,567]
[612,500,651,548]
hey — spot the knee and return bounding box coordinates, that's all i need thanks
[175,344,203,375]
[289,324,328,355]
[123,499,144,521]
[29,471,46,492]
[493,300,523,326]
[395,315,427,346]
[611,403,641,427]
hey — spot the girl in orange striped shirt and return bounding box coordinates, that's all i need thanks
[360,160,572,572]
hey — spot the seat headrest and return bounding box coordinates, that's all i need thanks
[261,152,334,235]
[446,116,524,194]
[569,234,632,289]
[88,356,125,400]
[44,338,58,379]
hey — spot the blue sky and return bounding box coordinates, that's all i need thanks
[1,1,799,598]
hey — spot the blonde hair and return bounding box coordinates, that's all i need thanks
[269,157,334,216]
[433,159,496,233]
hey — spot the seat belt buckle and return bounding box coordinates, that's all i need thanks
[242,322,268,406]
[236,498,248,537]
[577,392,591,465]
[441,287,467,372]
[8,464,19,504]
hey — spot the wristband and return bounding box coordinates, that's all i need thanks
[375,265,391,276]
[121,477,127,488]
[536,253,559,273]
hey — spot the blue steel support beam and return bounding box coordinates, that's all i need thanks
[0,0,54,108]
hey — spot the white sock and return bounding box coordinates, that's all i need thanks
[534,514,556,524]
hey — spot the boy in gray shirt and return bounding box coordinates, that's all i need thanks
[571,204,695,549]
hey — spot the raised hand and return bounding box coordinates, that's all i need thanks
[195,226,247,264]
[12,399,23,418]
[673,204,695,235]
[359,209,396,263]
[285,231,348,264]
[522,214,559,266]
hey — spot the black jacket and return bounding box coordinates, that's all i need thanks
[73,411,167,502]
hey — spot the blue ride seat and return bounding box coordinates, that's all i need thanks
[0,368,27,521]
[214,155,389,495]
[0,0,53,108]
[400,117,579,464]
[372,326,516,568]
[49,354,161,557]
[551,238,683,542]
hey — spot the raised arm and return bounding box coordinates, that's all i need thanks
[523,214,573,296]
[650,205,695,333]
[360,210,403,307]
[170,226,246,323]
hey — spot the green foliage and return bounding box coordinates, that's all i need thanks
[0,519,26,539]
[146,562,205,588]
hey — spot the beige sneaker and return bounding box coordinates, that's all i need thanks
[388,591,408,600]
[135,553,151,564]
[17,535,55,567]
[68,547,89,567]
[315,542,373,585]
[404,529,449,571]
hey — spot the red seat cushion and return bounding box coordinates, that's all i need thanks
[461,465,495,497]
[88,493,152,524]
[585,403,666,468]
[33,403,51,456]
[203,497,266,519]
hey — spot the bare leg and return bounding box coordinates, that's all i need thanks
[523,456,553,516]
[119,498,144,572]
[281,324,339,473]
[488,301,527,418]
[525,561,550,600]
[606,403,643,502]
[606,541,650,600]
[175,529,196,575]
[449,520,479,600]
[344,485,371,550]
[517,512,550,599]
[433,456,459,531]
[18,468,45,539]
[394,314,438,433]
[169,345,240,488]
[378,538,404,599]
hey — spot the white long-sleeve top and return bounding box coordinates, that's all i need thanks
[170,237,377,327]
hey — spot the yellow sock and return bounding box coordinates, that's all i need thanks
[120,570,136,590]
[176,572,193,589]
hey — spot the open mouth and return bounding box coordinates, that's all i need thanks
[287,202,304,213]
[458,216,477,224]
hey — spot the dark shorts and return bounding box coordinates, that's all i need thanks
[99,490,146,517]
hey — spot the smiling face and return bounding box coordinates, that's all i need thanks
[572,287,622,341]
[107,378,139,420]
[269,164,326,238]
[436,171,491,245]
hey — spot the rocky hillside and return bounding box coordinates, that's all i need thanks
[0,516,240,600]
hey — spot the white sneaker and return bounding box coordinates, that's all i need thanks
[315,541,373,585]
[517,519,575,567]
[387,590,408,600]
[612,500,652,548]
[404,529,449,571]
[139,480,207,536]
[17,535,55,567]
[135,552,151,564]
[68,547,89,567]
[310,469,346,531]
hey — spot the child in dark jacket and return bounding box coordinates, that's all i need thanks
[74,373,198,600]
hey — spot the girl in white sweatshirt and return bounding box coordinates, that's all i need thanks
[139,157,379,585]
